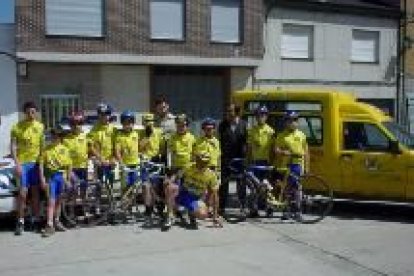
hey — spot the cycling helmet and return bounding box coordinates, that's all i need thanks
[68,111,85,125]
[255,105,269,115]
[284,110,299,120]
[120,110,135,124]
[201,117,216,129]
[96,103,113,115]
[175,114,189,125]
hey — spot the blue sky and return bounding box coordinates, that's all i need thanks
[0,0,14,23]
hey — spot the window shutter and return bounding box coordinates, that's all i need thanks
[281,24,313,59]
[211,0,241,43]
[150,0,184,40]
[46,0,103,37]
[351,30,379,63]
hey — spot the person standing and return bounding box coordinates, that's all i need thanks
[246,106,275,217]
[153,97,176,166]
[218,103,247,215]
[11,101,45,235]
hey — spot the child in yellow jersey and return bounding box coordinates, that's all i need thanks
[168,114,195,170]
[115,111,140,188]
[63,112,89,198]
[139,113,164,226]
[139,113,163,161]
[194,118,221,170]
[88,103,116,184]
[274,111,309,221]
[163,151,222,230]
[247,106,275,180]
[11,101,45,235]
[39,128,72,237]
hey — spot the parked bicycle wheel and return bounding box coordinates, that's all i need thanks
[297,174,333,224]
[61,180,113,227]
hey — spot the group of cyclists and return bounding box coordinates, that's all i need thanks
[10,97,309,237]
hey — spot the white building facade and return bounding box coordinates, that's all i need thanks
[256,1,400,116]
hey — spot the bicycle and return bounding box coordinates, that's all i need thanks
[61,163,116,227]
[228,158,333,223]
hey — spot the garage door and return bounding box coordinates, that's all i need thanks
[153,67,227,133]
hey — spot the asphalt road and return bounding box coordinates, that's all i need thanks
[0,203,413,276]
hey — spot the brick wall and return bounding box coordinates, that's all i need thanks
[16,0,264,58]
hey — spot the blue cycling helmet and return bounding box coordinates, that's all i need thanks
[120,110,135,123]
[201,117,216,128]
[255,105,269,115]
[97,103,113,115]
[284,110,299,120]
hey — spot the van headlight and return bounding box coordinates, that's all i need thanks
[0,174,11,190]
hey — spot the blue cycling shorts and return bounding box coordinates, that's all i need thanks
[176,188,206,213]
[20,162,40,188]
[72,168,88,188]
[48,171,65,200]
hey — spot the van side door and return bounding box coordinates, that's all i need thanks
[340,121,405,200]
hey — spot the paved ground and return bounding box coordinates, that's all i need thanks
[0,203,413,276]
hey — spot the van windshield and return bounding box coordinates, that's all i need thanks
[383,122,414,149]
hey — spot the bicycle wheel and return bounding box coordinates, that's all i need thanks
[297,174,333,224]
[61,180,113,227]
[224,177,248,223]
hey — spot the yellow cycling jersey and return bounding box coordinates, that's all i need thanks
[182,165,218,197]
[194,136,221,168]
[248,123,275,162]
[11,120,44,164]
[169,131,195,169]
[41,143,72,173]
[139,127,163,159]
[275,129,307,168]
[114,129,140,166]
[88,123,115,161]
[63,131,89,169]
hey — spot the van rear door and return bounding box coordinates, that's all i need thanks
[339,121,405,200]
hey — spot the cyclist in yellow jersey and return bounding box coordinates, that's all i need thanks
[168,114,195,170]
[114,111,140,188]
[39,128,72,237]
[139,113,163,161]
[247,106,275,166]
[163,151,222,230]
[11,101,45,235]
[88,103,116,184]
[139,113,164,226]
[63,112,89,201]
[247,106,275,217]
[274,111,309,221]
[194,118,221,169]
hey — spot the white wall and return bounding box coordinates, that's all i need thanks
[231,67,253,91]
[0,24,18,157]
[256,7,398,99]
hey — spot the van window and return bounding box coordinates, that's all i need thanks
[343,122,390,151]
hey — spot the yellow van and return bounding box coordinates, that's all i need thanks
[232,89,414,202]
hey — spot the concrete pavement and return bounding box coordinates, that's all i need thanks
[0,203,413,276]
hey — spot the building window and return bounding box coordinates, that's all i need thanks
[281,24,314,60]
[210,0,241,43]
[41,95,80,130]
[45,0,104,37]
[351,30,379,63]
[150,0,185,40]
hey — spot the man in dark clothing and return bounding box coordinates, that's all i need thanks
[218,103,247,215]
